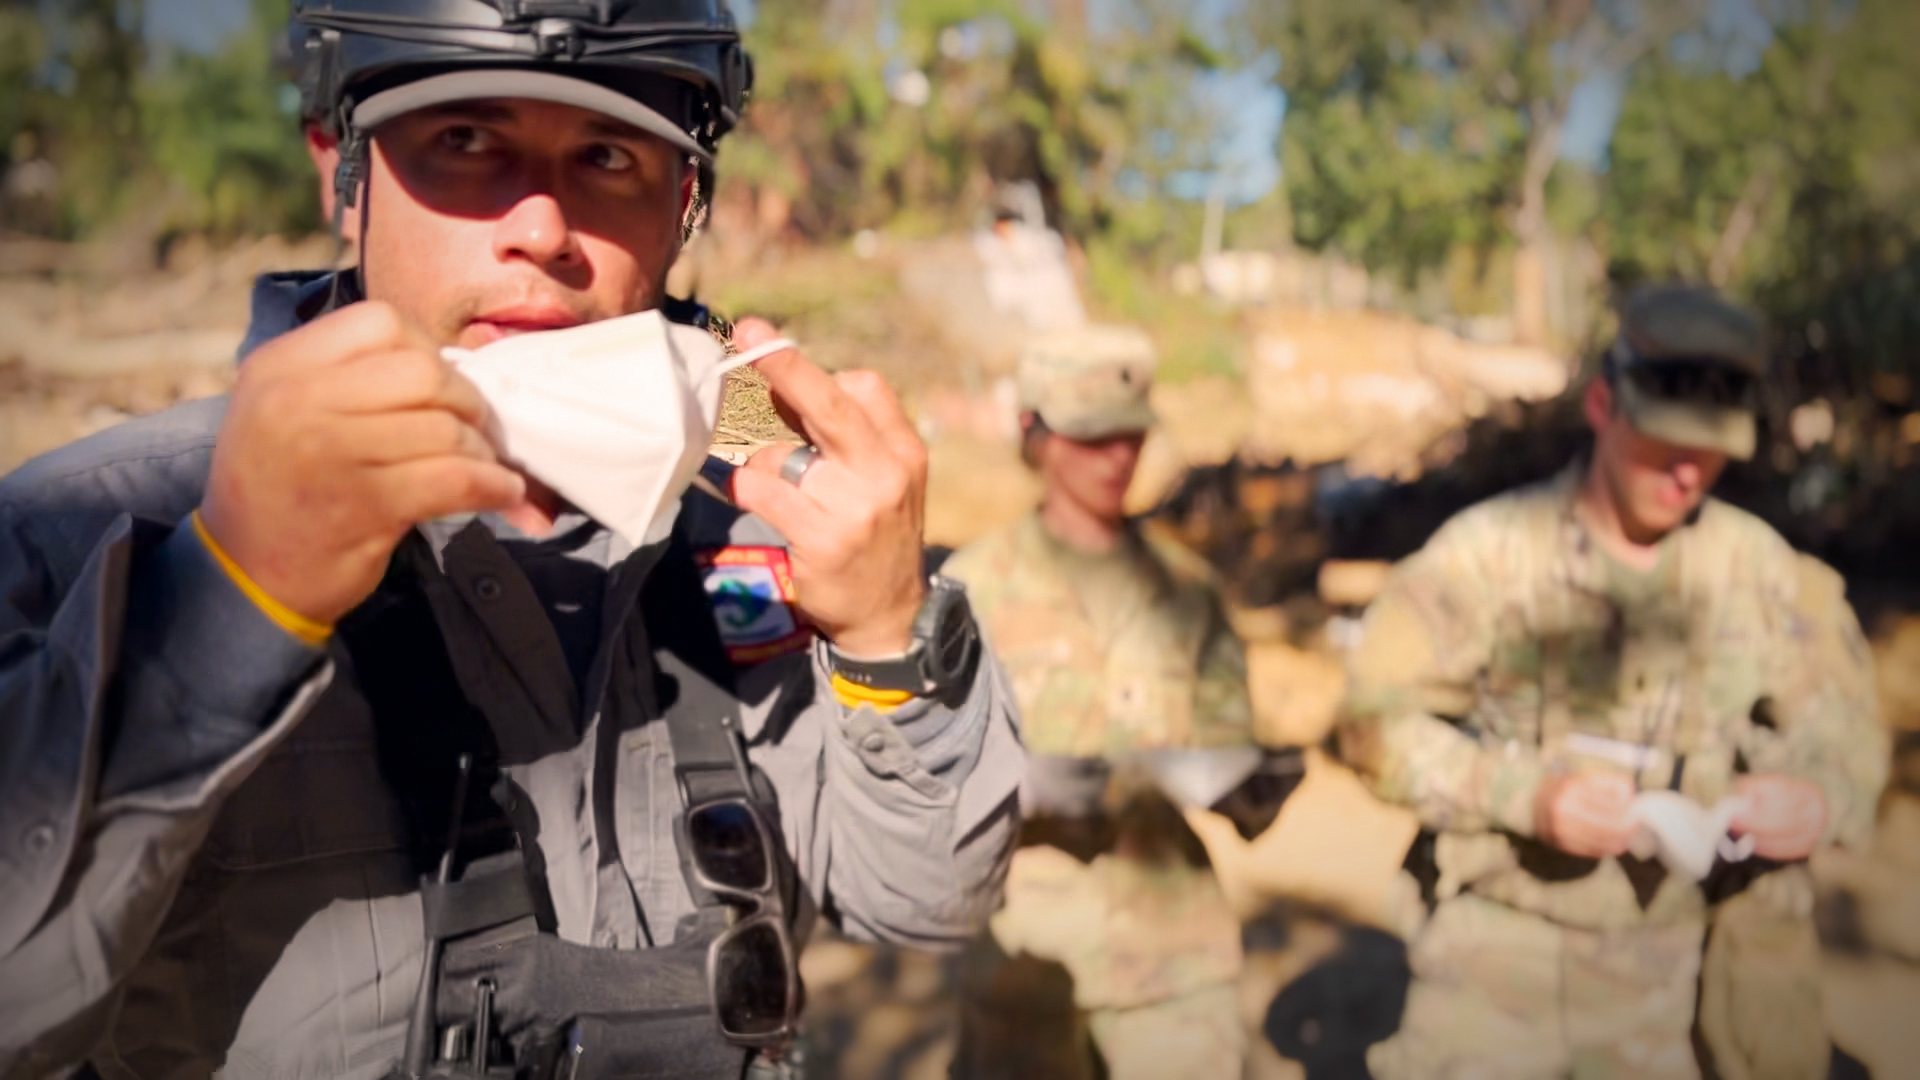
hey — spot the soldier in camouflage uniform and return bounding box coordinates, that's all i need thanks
[945,324,1255,1079]
[1339,286,1887,1080]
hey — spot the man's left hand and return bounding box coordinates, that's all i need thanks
[1731,775,1828,861]
[729,318,928,658]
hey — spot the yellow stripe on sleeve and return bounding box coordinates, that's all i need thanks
[191,511,333,647]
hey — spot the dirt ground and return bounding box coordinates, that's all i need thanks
[3,237,1918,1078]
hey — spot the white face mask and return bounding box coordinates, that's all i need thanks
[442,310,791,548]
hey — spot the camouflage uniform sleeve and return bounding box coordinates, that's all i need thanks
[1744,554,1888,850]
[1138,522,1255,747]
[940,535,1002,621]
[1192,592,1255,747]
[1336,517,1547,837]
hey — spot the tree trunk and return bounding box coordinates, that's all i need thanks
[1512,100,1565,347]
[1709,168,1775,287]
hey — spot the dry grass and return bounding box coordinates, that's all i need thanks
[714,362,800,448]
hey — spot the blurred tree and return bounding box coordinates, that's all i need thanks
[138,0,318,238]
[2,0,313,241]
[729,0,1229,254]
[0,1,48,158]
[0,0,56,233]
[1254,0,1704,344]
[723,0,888,238]
[1605,0,1920,387]
[30,0,149,236]
[1255,0,1513,282]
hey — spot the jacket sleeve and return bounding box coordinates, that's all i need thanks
[1336,521,1548,837]
[1742,554,1888,851]
[803,639,1023,949]
[677,490,1022,950]
[0,502,330,1068]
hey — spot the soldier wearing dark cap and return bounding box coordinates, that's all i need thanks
[1338,286,1886,1079]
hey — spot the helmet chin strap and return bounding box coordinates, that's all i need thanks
[325,127,371,312]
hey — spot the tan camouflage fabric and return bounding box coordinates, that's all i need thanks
[1341,461,1886,1077]
[988,845,1244,1012]
[978,845,1246,1079]
[947,512,1253,1078]
[1017,323,1159,440]
[1086,982,1247,1080]
[944,512,1254,757]
[1697,866,1829,1080]
[1339,462,1886,931]
[952,929,1098,1080]
[1368,894,1705,1080]
[1185,750,1422,933]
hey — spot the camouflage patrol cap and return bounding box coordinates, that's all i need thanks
[1610,285,1767,460]
[1018,323,1158,441]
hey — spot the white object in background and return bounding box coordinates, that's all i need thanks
[443,311,793,548]
[1135,746,1266,811]
[1628,790,1756,881]
[973,222,1087,333]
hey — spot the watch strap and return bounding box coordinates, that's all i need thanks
[825,642,930,696]
[824,576,978,699]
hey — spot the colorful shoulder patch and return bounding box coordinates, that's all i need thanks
[696,546,814,665]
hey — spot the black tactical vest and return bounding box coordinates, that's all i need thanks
[338,523,795,1080]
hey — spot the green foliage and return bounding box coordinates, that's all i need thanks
[1253,0,1526,282]
[1603,57,1779,284]
[139,0,318,238]
[3,0,313,240]
[729,0,1230,252]
[1250,0,1706,341]
[1604,0,1920,378]
[1545,161,1603,237]
[16,0,150,235]
[0,3,50,158]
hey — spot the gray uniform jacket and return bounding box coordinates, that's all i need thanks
[0,274,1025,1078]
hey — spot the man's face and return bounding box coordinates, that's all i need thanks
[313,97,693,349]
[1036,426,1147,523]
[1585,378,1729,538]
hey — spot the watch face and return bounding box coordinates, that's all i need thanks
[929,588,976,683]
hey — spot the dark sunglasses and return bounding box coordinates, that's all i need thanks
[685,796,799,1048]
[1623,360,1758,409]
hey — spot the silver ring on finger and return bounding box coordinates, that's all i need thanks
[780,444,822,488]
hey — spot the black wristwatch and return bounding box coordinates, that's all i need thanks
[826,576,980,699]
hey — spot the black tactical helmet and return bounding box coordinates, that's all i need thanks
[290,0,752,211]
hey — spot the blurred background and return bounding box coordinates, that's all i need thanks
[3,0,1919,1076]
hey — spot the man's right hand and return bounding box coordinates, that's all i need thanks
[199,302,526,628]
[1533,772,1636,858]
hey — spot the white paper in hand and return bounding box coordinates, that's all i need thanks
[442,310,793,548]
[1628,790,1756,881]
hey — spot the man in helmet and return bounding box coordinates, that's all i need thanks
[1338,285,1885,1079]
[944,324,1258,1080]
[0,3,1022,1076]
